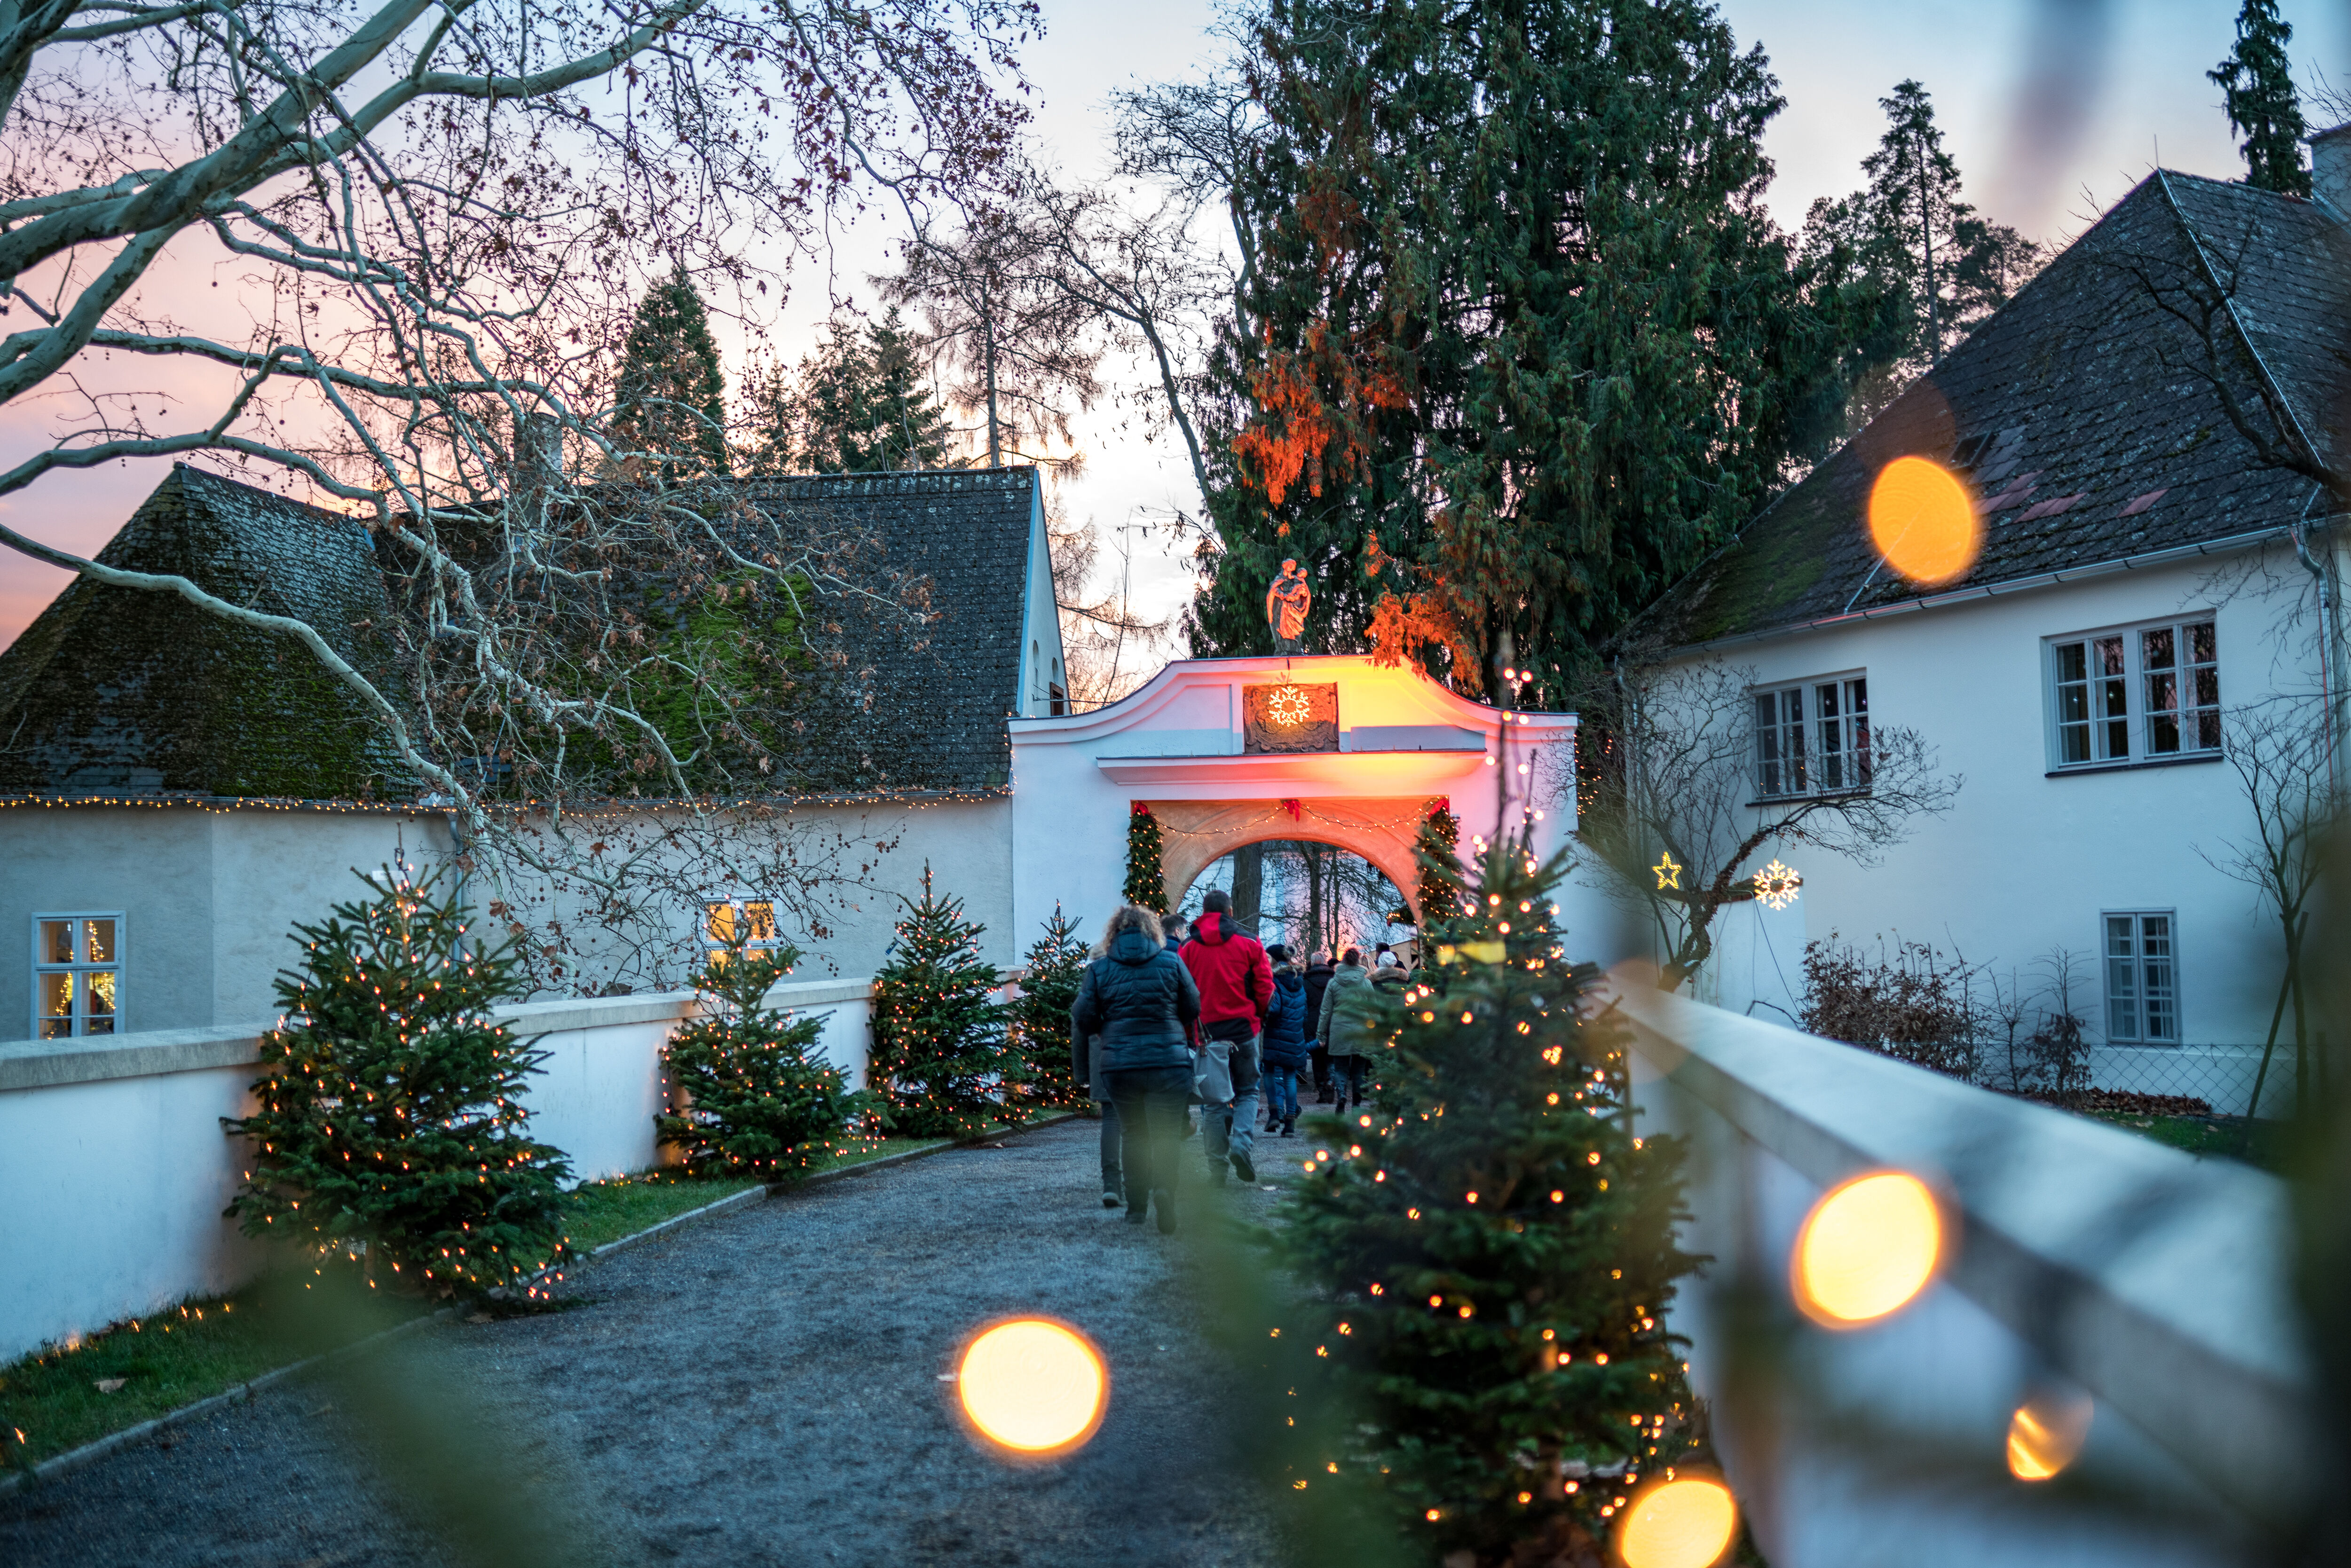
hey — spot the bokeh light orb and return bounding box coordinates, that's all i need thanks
[1791,1170,1942,1326]
[1867,456,1980,585]
[1617,1474,1740,1568]
[956,1317,1108,1456]
[2006,1389,2094,1481]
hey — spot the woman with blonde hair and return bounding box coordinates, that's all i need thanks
[1071,904,1201,1232]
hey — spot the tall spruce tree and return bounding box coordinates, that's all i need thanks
[224,868,573,1301]
[615,273,730,478]
[783,308,954,473]
[868,865,1010,1138]
[1189,0,1858,703]
[1256,831,1704,1562]
[2211,0,2311,197]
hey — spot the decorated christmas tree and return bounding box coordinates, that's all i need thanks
[1124,802,1169,914]
[1415,796,1464,921]
[1262,832,1704,1565]
[225,867,573,1302]
[657,931,878,1179]
[1009,904,1091,1111]
[868,866,1010,1138]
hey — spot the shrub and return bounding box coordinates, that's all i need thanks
[224,867,571,1301]
[656,932,878,1179]
[1799,933,1982,1080]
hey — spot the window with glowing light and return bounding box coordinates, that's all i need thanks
[704,898,780,967]
[32,913,123,1039]
[2102,911,2178,1044]
[1751,674,1870,800]
[2047,619,2218,768]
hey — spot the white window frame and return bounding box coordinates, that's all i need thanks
[1751,671,1872,801]
[703,896,782,967]
[32,911,125,1039]
[2101,909,2180,1045]
[2045,616,2220,771]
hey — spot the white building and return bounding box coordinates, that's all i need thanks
[1591,162,2351,1115]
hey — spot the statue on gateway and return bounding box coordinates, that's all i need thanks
[1265,559,1311,654]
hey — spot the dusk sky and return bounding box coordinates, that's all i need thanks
[1,0,2343,650]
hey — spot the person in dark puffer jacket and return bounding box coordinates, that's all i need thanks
[1259,945,1310,1137]
[1072,905,1200,1233]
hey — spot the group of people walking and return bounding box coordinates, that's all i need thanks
[1068,890,1413,1233]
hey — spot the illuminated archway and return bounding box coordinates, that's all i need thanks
[1152,798,1431,922]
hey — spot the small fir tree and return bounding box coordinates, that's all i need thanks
[1010,904,1091,1111]
[656,930,879,1179]
[224,868,572,1301]
[1415,797,1463,922]
[2211,0,2311,198]
[1260,834,1705,1565]
[1124,802,1169,914]
[868,866,1010,1138]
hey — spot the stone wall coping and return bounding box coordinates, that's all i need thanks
[0,977,883,1092]
[1610,975,2316,1527]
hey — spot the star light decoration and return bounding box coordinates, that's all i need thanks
[1652,851,1681,891]
[1753,859,1803,911]
[1269,684,1311,725]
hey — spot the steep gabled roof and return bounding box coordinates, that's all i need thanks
[1638,171,2351,650]
[0,464,1044,801]
[0,465,417,797]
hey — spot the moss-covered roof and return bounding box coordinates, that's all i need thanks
[0,466,418,798]
[1638,171,2351,650]
[0,464,1043,802]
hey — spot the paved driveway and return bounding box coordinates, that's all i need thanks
[1,1119,1296,1568]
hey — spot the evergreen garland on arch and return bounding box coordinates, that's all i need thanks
[656,931,879,1180]
[1123,802,1168,914]
[867,865,1010,1139]
[222,867,573,1303]
[1249,834,1707,1563]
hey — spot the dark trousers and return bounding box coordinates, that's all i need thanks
[1107,1064,1193,1213]
[1098,1098,1123,1191]
[1331,1054,1369,1108]
[1310,1044,1333,1097]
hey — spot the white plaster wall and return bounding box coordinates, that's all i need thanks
[1635,552,2301,1048]
[0,1060,264,1363]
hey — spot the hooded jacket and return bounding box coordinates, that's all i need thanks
[1317,962,1379,1057]
[1070,928,1202,1085]
[1261,965,1311,1068]
[1179,911,1274,1036]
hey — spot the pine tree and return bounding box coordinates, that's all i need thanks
[1190,0,1859,701]
[780,308,954,473]
[1259,834,1704,1564]
[224,868,573,1302]
[615,273,730,478]
[656,931,879,1179]
[1009,905,1091,1111]
[2211,0,2311,198]
[1123,802,1169,914]
[868,865,1010,1138]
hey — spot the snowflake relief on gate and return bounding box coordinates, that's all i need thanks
[1243,682,1338,753]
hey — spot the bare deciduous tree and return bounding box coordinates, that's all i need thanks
[1577,658,1962,988]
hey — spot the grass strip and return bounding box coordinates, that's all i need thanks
[3,1110,1080,1474]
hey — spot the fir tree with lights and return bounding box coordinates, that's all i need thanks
[1123,802,1168,914]
[657,931,878,1179]
[867,865,1010,1139]
[1416,797,1464,920]
[1262,832,1705,1565]
[224,867,572,1302]
[1009,904,1091,1111]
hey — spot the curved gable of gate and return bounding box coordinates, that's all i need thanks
[1007,655,1575,940]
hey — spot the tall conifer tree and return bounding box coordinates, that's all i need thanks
[2211,0,2311,197]
[868,866,1010,1138]
[615,274,730,478]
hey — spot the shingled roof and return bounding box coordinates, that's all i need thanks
[1638,171,2351,650]
[0,464,1045,801]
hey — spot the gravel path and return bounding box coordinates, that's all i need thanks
[1,1119,1305,1568]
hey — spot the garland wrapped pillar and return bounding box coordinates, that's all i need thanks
[1124,801,1169,914]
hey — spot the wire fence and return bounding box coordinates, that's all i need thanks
[1901,1036,2330,1122]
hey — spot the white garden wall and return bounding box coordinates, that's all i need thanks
[0,977,884,1364]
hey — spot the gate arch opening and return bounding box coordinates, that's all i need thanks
[1149,796,1437,929]
[1179,838,1421,963]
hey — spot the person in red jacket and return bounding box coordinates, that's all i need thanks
[1179,887,1274,1184]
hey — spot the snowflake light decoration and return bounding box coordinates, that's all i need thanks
[1753,859,1802,911]
[1268,684,1310,725]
